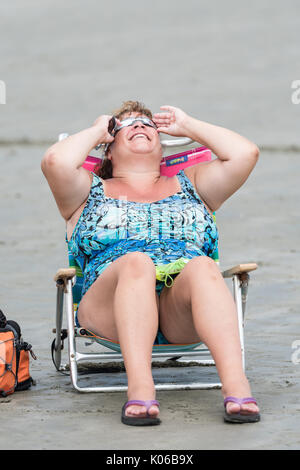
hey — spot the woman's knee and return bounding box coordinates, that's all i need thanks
[184,256,219,280]
[117,252,156,281]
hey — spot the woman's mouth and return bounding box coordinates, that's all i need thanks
[130,133,150,141]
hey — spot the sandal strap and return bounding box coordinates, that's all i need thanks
[125,400,160,412]
[224,396,257,407]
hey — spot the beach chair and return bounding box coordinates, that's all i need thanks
[51,135,257,392]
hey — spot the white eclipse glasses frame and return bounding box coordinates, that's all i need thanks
[113,116,158,135]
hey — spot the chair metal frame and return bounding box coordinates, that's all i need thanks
[51,135,258,393]
[53,263,256,393]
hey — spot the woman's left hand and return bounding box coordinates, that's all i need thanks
[153,105,190,137]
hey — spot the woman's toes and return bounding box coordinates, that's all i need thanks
[125,404,159,418]
[226,402,241,415]
[148,405,159,417]
[226,401,259,416]
[240,403,259,415]
[126,405,146,417]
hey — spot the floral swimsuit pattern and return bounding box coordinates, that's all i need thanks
[68,169,219,301]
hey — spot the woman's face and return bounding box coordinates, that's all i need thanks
[107,112,162,161]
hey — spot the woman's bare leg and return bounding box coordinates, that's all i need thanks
[78,252,160,418]
[159,256,259,416]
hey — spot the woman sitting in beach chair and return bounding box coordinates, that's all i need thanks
[41,101,260,426]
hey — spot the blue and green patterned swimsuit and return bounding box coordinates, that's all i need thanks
[68,169,218,302]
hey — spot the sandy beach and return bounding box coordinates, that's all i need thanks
[0,0,300,450]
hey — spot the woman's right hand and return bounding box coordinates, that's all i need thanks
[92,115,120,146]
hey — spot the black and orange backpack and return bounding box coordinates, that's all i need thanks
[0,309,36,397]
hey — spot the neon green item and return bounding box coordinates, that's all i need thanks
[155,258,190,287]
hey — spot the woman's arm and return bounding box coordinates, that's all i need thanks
[41,115,114,220]
[154,106,259,211]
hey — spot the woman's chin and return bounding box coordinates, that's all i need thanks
[130,141,152,150]
[130,141,162,156]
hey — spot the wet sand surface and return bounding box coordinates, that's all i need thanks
[1,0,300,451]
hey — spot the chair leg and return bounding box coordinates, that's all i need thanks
[52,283,65,370]
[232,274,245,370]
[65,279,81,391]
[240,272,250,317]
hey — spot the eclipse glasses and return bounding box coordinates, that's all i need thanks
[109,116,157,136]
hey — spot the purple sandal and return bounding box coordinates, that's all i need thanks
[121,400,161,426]
[224,396,260,423]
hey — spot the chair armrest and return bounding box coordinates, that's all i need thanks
[221,263,258,278]
[54,268,76,283]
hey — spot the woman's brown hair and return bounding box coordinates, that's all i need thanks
[96,100,153,179]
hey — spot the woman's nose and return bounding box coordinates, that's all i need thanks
[133,121,145,129]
